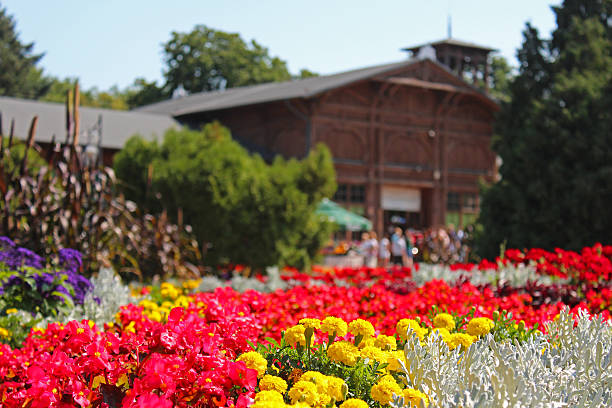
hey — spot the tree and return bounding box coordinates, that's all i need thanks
[114,123,336,270]
[0,3,51,98]
[476,0,612,258]
[296,69,319,79]
[488,55,513,101]
[162,25,293,94]
[124,78,167,109]
[41,77,130,110]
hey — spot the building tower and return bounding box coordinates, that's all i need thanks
[402,38,496,91]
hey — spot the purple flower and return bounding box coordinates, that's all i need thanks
[57,248,83,274]
[0,236,92,306]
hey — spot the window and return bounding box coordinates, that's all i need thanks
[462,193,477,212]
[334,184,366,204]
[447,192,460,211]
[446,192,479,227]
[350,185,365,203]
[334,184,348,202]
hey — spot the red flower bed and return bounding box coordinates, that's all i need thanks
[0,293,261,408]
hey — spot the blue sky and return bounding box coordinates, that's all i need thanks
[3,0,562,90]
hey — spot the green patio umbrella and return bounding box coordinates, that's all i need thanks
[315,198,372,231]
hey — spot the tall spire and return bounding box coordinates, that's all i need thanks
[447,14,452,39]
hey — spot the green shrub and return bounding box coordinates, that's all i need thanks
[114,122,337,270]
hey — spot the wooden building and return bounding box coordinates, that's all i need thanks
[139,39,499,236]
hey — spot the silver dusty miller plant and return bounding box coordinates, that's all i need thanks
[390,308,611,408]
[197,266,289,293]
[37,267,133,327]
[413,263,566,287]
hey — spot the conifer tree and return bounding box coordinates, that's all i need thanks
[0,3,51,98]
[476,0,612,257]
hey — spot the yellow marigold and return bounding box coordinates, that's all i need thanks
[326,376,347,401]
[254,390,285,403]
[466,317,495,337]
[284,325,308,347]
[374,334,397,351]
[236,351,267,378]
[288,380,319,405]
[371,376,402,405]
[182,279,201,290]
[358,335,376,349]
[321,316,348,337]
[327,341,360,366]
[300,371,328,394]
[174,295,190,308]
[160,282,180,300]
[0,327,10,338]
[402,388,429,407]
[315,393,333,407]
[433,313,456,331]
[259,375,287,393]
[149,310,163,322]
[5,308,17,314]
[348,319,375,337]
[339,398,369,408]
[299,318,321,330]
[385,350,406,372]
[377,374,397,384]
[360,346,387,365]
[445,333,477,351]
[396,319,427,341]
[251,402,286,408]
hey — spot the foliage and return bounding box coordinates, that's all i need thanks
[0,238,92,347]
[0,237,91,310]
[476,0,612,258]
[114,123,337,270]
[250,312,543,407]
[0,136,46,176]
[0,3,52,99]
[124,77,168,108]
[2,3,318,108]
[40,77,130,110]
[487,55,513,101]
[50,268,132,328]
[162,24,293,94]
[297,69,319,79]
[0,242,610,405]
[391,308,611,407]
[0,265,75,317]
[0,298,261,407]
[0,99,203,281]
[0,309,39,348]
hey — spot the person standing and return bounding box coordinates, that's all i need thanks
[358,232,371,267]
[403,229,414,268]
[365,231,379,268]
[390,227,406,266]
[378,234,390,268]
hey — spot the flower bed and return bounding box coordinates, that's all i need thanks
[1,240,611,407]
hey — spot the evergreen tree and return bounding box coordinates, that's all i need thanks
[0,3,51,98]
[476,0,612,258]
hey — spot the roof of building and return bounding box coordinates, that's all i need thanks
[402,38,497,53]
[0,97,179,149]
[136,59,422,116]
[137,57,497,117]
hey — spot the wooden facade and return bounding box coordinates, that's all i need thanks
[177,59,498,236]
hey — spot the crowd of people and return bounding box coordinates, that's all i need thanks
[356,224,473,267]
